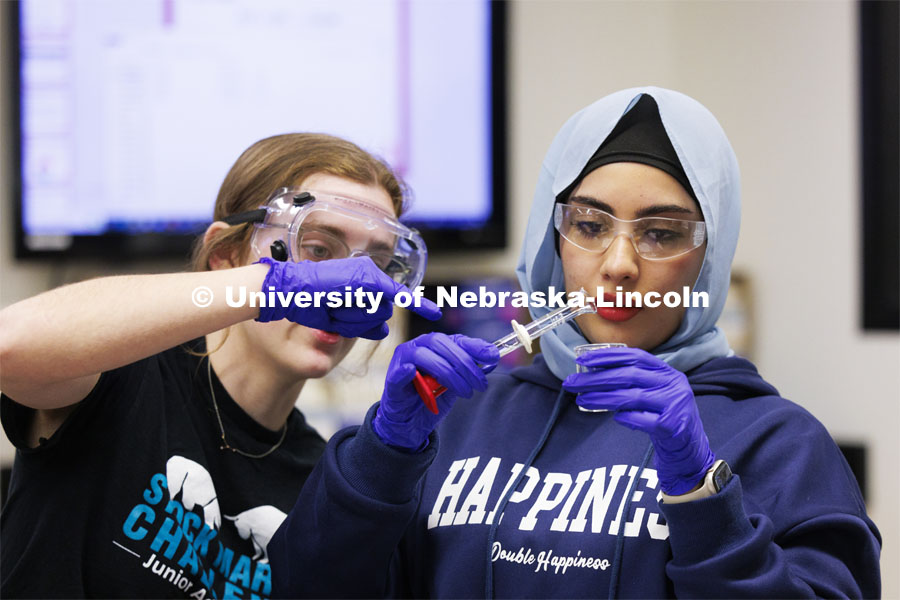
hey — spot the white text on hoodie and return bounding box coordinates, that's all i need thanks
[427,457,669,540]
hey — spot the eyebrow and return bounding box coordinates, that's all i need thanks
[568,195,697,218]
[306,223,395,254]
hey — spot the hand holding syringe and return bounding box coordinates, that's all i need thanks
[413,289,597,414]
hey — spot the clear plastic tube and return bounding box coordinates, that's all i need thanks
[414,289,597,415]
[493,331,525,357]
[492,289,596,357]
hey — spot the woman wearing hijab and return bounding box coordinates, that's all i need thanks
[267,88,881,598]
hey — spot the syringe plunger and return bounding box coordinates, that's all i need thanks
[492,293,596,357]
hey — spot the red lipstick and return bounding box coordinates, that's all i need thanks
[596,293,641,322]
[312,329,342,344]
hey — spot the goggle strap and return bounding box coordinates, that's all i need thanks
[221,208,267,226]
[553,204,563,229]
[693,223,707,246]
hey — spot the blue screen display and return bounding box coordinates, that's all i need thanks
[18,0,497,253]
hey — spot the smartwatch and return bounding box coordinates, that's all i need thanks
[660,459,733,504]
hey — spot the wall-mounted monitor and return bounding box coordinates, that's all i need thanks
[7,0,506,260]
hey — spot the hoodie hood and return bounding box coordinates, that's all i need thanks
[687,355,780,399]
[516,86,741,378]
[507,354,563,390]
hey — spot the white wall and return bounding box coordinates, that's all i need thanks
[1,1,897,594]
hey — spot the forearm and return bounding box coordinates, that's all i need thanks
[0,265,267,401]
[270,405,433,598]
[662,476,881,599]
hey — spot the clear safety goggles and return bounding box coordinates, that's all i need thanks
[554,203,706,260]
[223,188,428,289]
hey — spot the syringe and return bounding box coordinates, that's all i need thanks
[413,290,597,414]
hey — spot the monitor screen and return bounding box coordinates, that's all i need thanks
[10,0,506,259]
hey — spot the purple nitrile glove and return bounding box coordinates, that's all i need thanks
[562,347,715,495]
[255,256,441,340]
[373,333,500,451]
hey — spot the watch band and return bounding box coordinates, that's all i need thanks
[660,459,733,505]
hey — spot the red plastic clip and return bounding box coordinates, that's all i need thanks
[412,371,447,415]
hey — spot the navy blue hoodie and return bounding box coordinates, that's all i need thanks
[268,354,881,598]
[269,88,881,597]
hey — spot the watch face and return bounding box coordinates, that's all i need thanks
[712,461,733,492]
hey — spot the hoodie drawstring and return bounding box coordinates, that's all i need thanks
[607,442,655,599]
[484,388,566,599]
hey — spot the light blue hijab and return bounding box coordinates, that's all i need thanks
[515,87,740,378]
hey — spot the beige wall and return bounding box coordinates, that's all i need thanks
[1,1,897,594]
